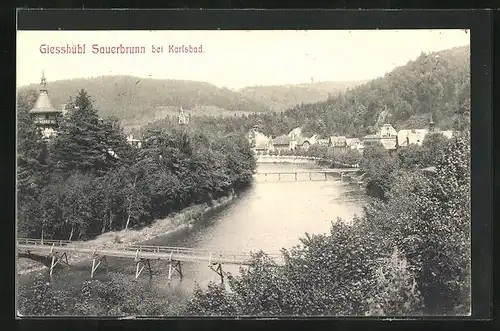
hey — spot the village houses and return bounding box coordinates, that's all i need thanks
[247,113,455,155]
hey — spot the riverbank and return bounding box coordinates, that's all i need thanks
[17,192,238,276]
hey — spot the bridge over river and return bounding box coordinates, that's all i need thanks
[255,168,362,182]
[17,238,284,284]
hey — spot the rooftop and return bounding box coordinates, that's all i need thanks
[273,135,292,145]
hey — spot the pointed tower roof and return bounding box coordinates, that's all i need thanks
[428,112,435,132]
[29,71,61,114]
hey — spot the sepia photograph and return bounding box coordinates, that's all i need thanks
[16,29,471,317]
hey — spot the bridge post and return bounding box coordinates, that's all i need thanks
[91,255,106,278]
[278,173,281,181]
[134,259,153,279]
[50,255,56,277]
[295,172,297,181]
[177,261,183,279]
[265,173,267,181]
[324,173,327,181]
[209,263,224,284]
[167,260,182,283]
[49,252,70,277]
[309,173,312,180]
[135,260,145,279]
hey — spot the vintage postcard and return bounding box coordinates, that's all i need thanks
[16,28,471,317]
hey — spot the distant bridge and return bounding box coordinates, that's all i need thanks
[256,155,326,164]
[255,155,359,169]
[254,168,361,182]
[17,238,283,283]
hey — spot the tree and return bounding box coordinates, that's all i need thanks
[360,144,399,200]
[420,132,452,167]
[52,90,130,176]
[360,132,471,314]
[58,172,94,240]
[396,145,424,169]
[17,90,49,205]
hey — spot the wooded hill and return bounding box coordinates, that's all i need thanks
[18,76,266,129]
[257,46,470,138]
[18,75,364,130]
[238,80,367,112]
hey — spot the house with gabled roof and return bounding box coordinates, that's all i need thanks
[272,135,294,152]
[328,136,348,153]
[362,123,398,151]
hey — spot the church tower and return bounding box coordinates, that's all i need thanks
[29,72,62,139]
[428,112,435,132]
[178,106,190,125]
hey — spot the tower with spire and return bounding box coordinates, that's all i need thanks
[428,112,435,132]
[178,106,190,125]
[29,71,63,139]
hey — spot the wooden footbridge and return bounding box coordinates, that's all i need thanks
[17,238,284,283]
[255,168,361,182]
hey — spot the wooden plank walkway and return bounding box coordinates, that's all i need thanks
[17,238,284,267]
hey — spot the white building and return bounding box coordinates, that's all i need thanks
[126,134,142,148]
[379,124,398,137]
[397,129,429,147]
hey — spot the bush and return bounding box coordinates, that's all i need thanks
[185,222,423,316]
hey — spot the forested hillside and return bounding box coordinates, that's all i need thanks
[239,80,367,112]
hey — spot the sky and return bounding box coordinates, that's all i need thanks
[17,29,469,89]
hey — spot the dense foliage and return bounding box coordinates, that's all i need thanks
[360,132,456,200]
[17,89,256,240]
[17,272,185,316]
[362,132,471,314]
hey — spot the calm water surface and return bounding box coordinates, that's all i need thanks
[18,163,365,304]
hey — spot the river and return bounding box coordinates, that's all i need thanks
[17,163,365,310]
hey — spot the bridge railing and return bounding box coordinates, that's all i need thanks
[17,238,284,265]
[17,238,74,246]
[125,244,283,264]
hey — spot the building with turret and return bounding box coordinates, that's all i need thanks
[29,72,63,139]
